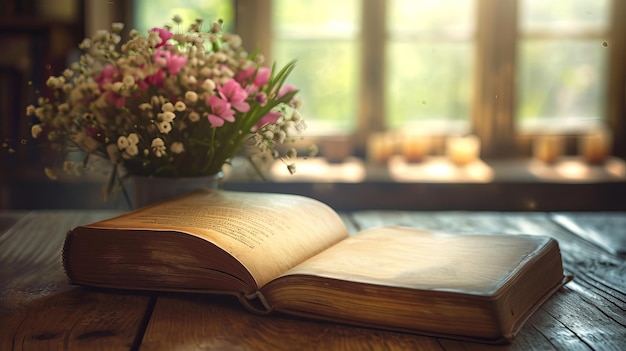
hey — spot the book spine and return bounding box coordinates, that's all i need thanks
[60,230,77,283]
[237,291,273,315]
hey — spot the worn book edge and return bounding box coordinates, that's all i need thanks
[501,274,572,343]
[61,230,75,284]
[263,275,572,344]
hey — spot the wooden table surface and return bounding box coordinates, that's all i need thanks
[1,210,625,350]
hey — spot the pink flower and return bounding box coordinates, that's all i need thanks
[145,69,165,87]
[150,27,173,48]
[255,92,267,106]
[256,111,282,129]
[95,64,119,89]
[206,95,235,127]
[154,49,187,75]
[235,66,255,85]
[254,67,271,87]
[235,66,270,88]
[85,126,105,142]
[106,93,126,109]
[218,79,250,112]
[278,84,297,98]
[137,79,149,90]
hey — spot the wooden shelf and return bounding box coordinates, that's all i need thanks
[2,158,625,211]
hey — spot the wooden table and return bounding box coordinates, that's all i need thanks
[1,210,625,350]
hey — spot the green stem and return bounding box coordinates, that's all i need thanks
[247,155,267,181]
[203,127,217,173]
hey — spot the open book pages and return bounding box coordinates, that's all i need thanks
[65,190,349,290]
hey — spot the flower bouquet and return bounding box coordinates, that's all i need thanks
[27,17,313,199]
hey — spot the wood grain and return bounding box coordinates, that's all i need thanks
[0,211,153,350]
[142,294,442,351]
[551,212,626,257]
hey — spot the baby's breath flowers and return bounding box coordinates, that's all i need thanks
[27,17,312,191]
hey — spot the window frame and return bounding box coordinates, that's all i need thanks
[118,0,626,159]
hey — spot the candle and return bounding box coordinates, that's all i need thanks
[322,136,352,163]
[533,135,563,164]
[367,132,396,164]
[401,134,430,163]
[579,129,612,165]
[446,135,481,166]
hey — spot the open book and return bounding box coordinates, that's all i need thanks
[62,190,569,344]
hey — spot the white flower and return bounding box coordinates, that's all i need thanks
[227,34,242,48]
[112,22,124,32]
[62,69,74,79]
[188,111,200,122]
[185,75,197,85]
[174,101,186,111]
[162,102,175,112]
[286,147,297,158]
[69,89,83,102]
[277,130,287,143]
[117,133,139,159]
[112,81,125,93]
[31,124,42,138]
[158,111,175,123]
[185,91,198,103]
[94,29,109,41]
[151,138,166,157]
[122,74,135,86]
[25,105,36,116]
[202,79,216,92]
[58,103,70,112]
[171,142,184,154]
[127,133,139,145]
[46,76,65,89]
[157,121,172,134]
[44,167,58,180]
[287,163,296,175]
[200,67,212,77]
[139,103,152,111]
[210,21,221,33]
[78,38,91,49]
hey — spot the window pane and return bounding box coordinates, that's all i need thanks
[388,0,474,37]
[387,42,473,130]
[387,0,475,132]
[273,40,358,132]
[517,1,610,132]
[517,40,607,129]
[133,0,234,34]
[273,0,359,36]
[521,0,610,32]
[272,0,360,133]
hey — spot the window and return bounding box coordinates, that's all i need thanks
[386,0,475,133]
[517,0,610,133]
[129,0,625,159]
[133,0,235,34]
[272,0,360,133]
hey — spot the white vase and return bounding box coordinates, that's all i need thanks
[125,172,224,209]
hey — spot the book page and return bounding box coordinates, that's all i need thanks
[279,226,550,294]
[87,190,349,288]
